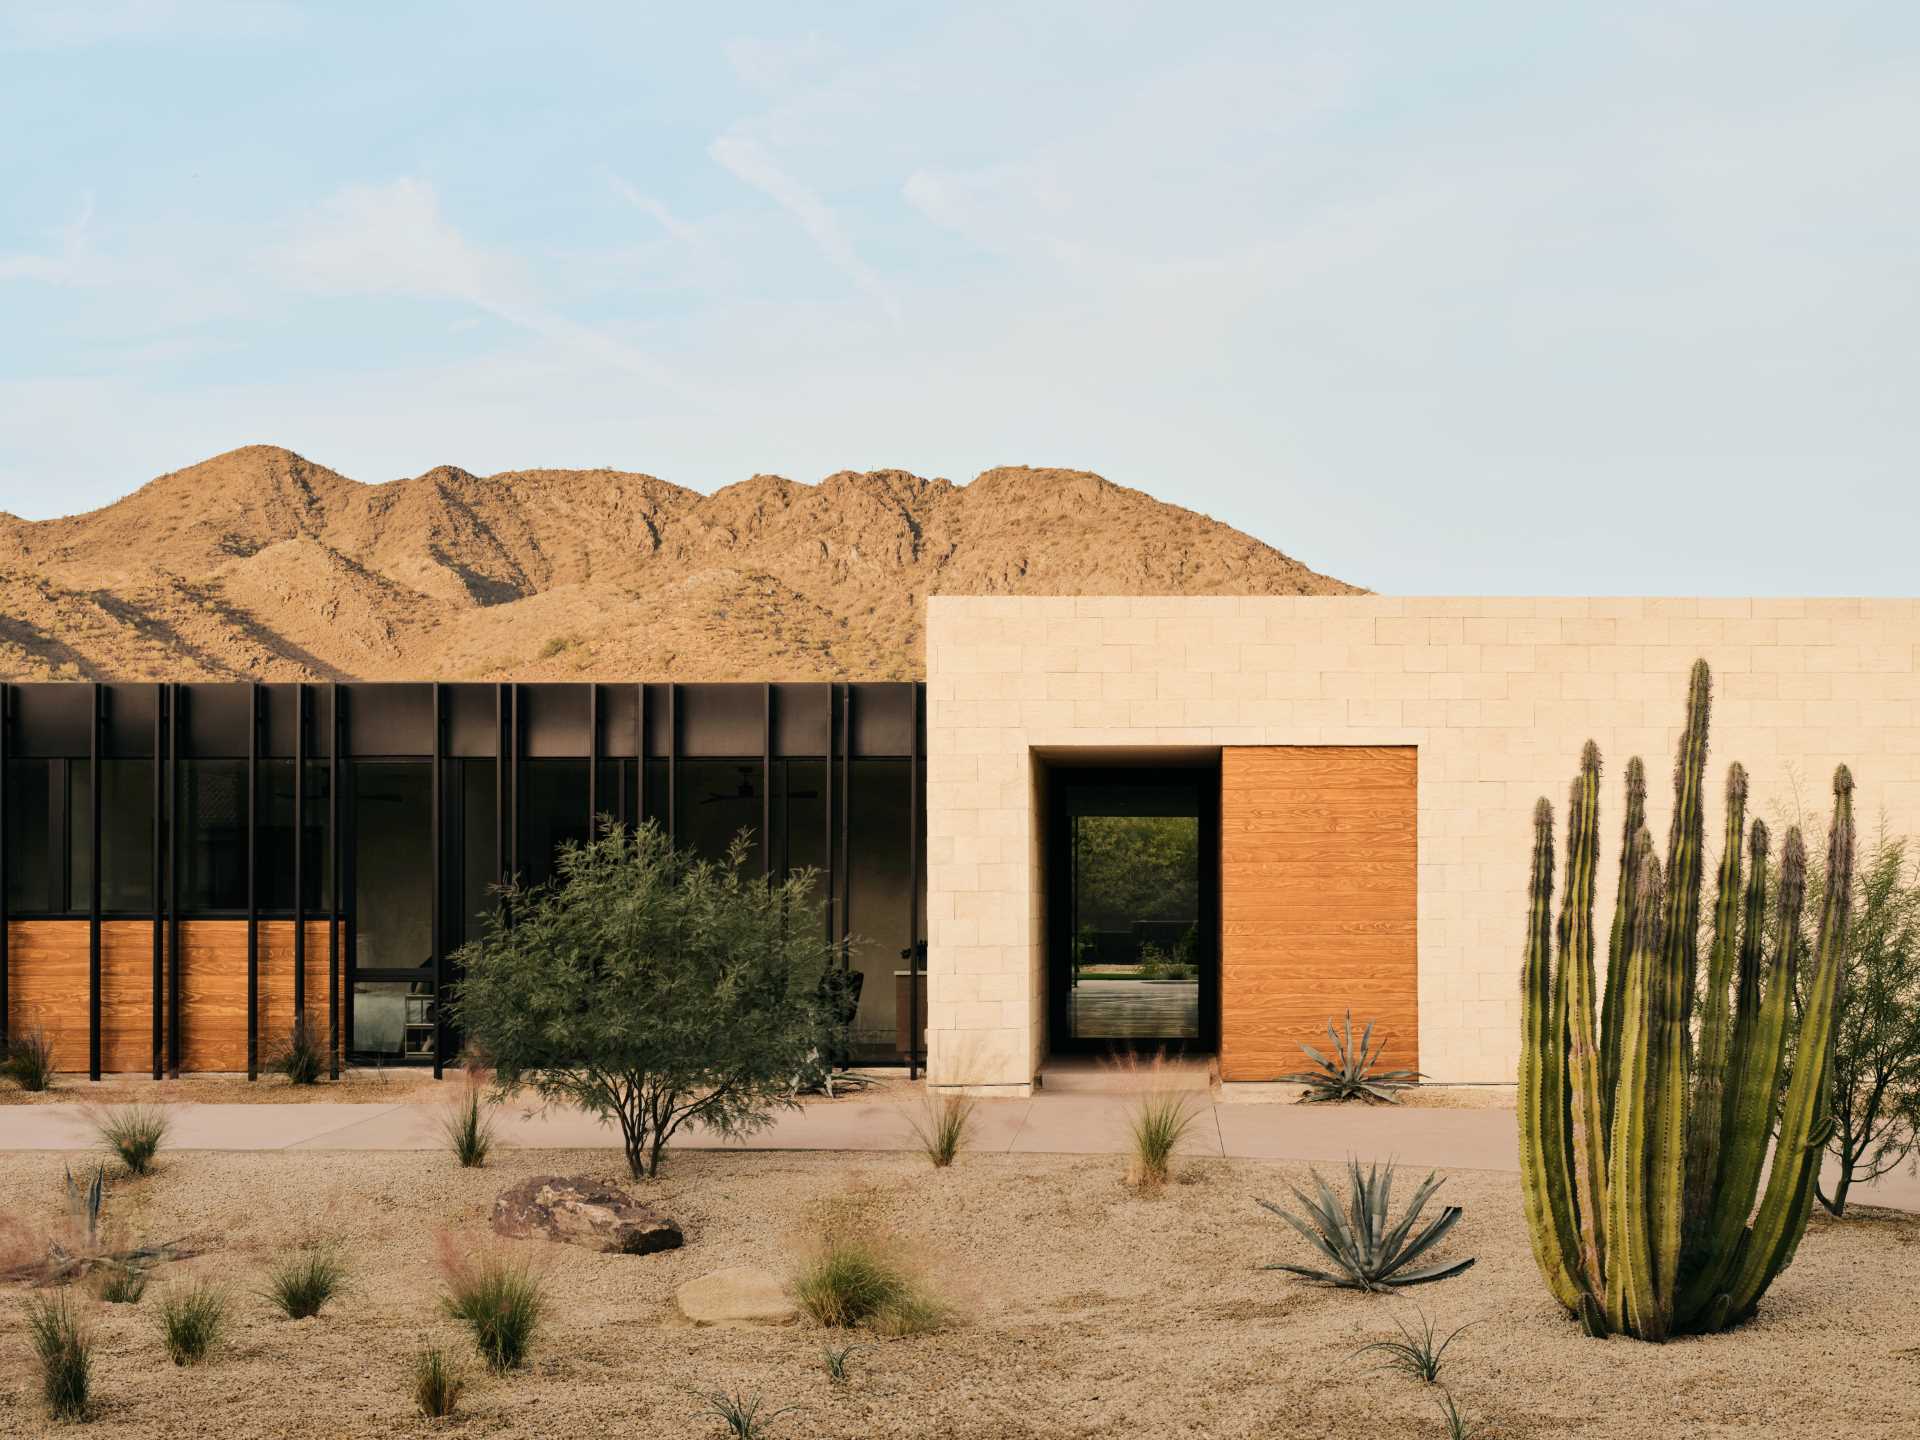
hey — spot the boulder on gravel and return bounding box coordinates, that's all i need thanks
[491,1175,684,1256]
[673,1266,798,1327]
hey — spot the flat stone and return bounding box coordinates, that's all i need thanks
[673,1265,798,1327]
[491,1174,683,1256]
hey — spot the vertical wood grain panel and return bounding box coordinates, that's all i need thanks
[179,921,249,1073]
[257,921,335,1058]
[1219,747,1418,1082]
[100,921,157,1074]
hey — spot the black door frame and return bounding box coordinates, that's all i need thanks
[1044,763,1220,1057]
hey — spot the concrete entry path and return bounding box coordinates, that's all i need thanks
[4,1094,1914,1212]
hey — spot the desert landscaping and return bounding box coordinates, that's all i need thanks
[3,1122,1919,1440]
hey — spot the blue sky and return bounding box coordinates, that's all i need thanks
[2,2,1916,593]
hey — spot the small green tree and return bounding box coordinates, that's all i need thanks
[1794,826,1920,1215]
[451,822,841,1179]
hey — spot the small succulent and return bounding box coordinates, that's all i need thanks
[700,1389,797,1438]
[1351,1306,1477,1383]
[1258,1159,1474,1292]
[1282,1011,1421,1103]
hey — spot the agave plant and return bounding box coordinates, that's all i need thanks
[1257,1159,1474,1291]
[1282,1011,1421,1102]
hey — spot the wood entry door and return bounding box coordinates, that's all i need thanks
[1218,747,1417,1082]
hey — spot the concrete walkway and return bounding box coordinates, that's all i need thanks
[4,1096,1914,1211]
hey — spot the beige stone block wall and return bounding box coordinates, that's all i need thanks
[925,595,1920,1091]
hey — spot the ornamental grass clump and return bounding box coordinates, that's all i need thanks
[793,1218,948,1334]
[156,1280,230,1365]
[439,1238,546,1373]
[92,1262,148,1305]
[94,1104,169,1177]
[1282,1011,1420,1103]
[1519,660,1857,1340]
[25,1289,95,1422]
[412,1345,466,1419]
[1,1023,56,1091]
[794,1233,911,1328]
[905,1091,974,1168]
[264,1244,349,1320]
[268,1016,325,1086]
[440,1070,497,1169]
[1107,1051,1203,1188]
[1257,1159,1474,1292]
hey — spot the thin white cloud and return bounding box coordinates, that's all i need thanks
[281,178,680,387]
[607,173,699,245]
[709,134,900,325]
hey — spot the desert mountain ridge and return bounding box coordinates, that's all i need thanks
[0,445,1361,683]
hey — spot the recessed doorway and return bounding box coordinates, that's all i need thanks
[1045,764,1218,1056]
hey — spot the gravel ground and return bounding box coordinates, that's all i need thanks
[1,1144,1915,1439]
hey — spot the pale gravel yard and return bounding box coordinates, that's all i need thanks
[2,1143,1916,1439]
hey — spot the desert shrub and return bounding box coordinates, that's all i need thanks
[700,1390,796,1438]
[1258,1160,1474,1292]
[440,1076,496,1169]
[25,1289,94,1421]
[156,1280,230,1365]
[1787,825,1920,1216]
[1352,1307,1475,1383]
[412,1345,466,1419]
[264,1244,349,1320]
[906,1091,974,1168]
[1,1023,56,1091]
[452,823,843,1179]
[1282,1011,1420,1103]
[93,1262,149,1305]
[94,1104,170,1176]
[440,1242,546,1373]
[268,1016,325,1086]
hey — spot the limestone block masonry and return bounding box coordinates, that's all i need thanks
[924,595,1920,1093]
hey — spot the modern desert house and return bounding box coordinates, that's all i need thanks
[4,595,1918,1092]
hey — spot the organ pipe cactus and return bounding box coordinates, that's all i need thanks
[1518,659,1855,1340]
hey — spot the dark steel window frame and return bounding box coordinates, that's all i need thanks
[0,680,931,1074]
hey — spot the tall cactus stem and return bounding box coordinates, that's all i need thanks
[1726,767,1855,1321]
[1518,797,1583,1311]
[1599,755,1646,1151]
[1606,832,1662,1336]
[1681,763,1749,1268]
[1559,744,1609,1296]
[1647,661,1709,1328]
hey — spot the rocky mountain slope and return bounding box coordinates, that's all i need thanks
[0,446,1359,681]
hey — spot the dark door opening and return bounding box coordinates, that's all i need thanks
[1046,765,1218,1056]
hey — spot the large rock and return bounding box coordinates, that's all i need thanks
[673,1266,798,1327]
[491,1175,683,1256]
